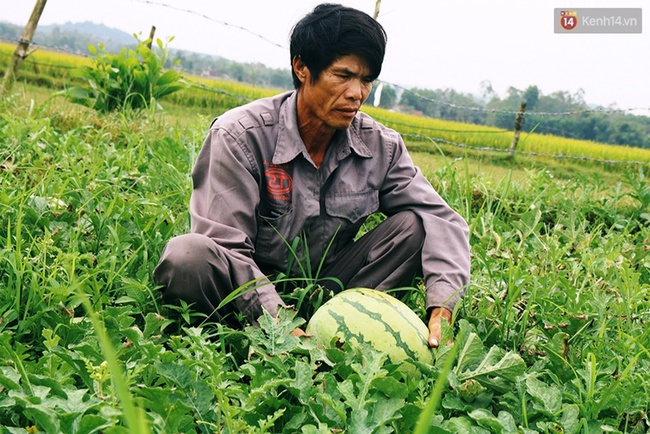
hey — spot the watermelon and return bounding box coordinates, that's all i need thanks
[305,288,433,367]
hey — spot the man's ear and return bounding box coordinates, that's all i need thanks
[292,56,308,85]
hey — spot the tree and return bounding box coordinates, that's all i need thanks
[523,85,539,110]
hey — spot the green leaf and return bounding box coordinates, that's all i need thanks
[50,347,95,391]
[248,308,304,356]
[542,331,572,380]
[288,360,313,405]
[525,375,562,415]
[314,390,347,425]
[458,346,526,392]
[138,387,194,433]
[0,366,21,391]
[371,376,409,400]
[186,381,215,415]
[368,397,405,428]
[301,423,332,434]
[452,320,484,373]
[142,312,172,338]
[76,414,112,434]
[446,416,482,433]
[559,404,581,434]
[337,379,359,408]
[468,408,508,432]
[496,411,518,433]
[458,378,487,402]
[156,362,192,386]
[22,405,60,434]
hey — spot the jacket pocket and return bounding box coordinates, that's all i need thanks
[324,190,379,224]
[254,207,293,271]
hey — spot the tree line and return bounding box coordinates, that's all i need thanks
[389,84,650,150]
[2,20,648,149]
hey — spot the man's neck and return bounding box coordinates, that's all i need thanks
[300,120,335,167]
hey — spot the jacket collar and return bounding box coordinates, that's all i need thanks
[272,91,373,165]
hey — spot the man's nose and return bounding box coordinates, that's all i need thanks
[346,79,365,101]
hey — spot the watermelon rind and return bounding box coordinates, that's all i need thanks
[306,288,433,367]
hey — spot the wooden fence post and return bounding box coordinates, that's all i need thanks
[2,0,48,94]
[510,101,527,155]
[146,26,156,49]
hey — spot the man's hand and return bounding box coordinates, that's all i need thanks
[291,328,307,338]
[427,307,452,348]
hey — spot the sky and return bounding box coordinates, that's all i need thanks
[2,0,648,113]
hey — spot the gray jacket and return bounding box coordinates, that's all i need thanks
[190,91,470,318]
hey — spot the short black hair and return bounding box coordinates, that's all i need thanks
[289,3,387,89]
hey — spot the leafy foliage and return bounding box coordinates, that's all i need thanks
[59,36,187,112]
[1,84,649,432]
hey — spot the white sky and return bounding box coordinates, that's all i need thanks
[2,0,649,112]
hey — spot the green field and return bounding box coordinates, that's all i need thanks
[1,47,649,433]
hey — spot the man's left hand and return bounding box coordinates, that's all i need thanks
[427,307,452,348]
[291,328,307,338]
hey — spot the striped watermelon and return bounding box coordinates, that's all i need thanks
[306,288,433,366]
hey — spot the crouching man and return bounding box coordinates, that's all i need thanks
[154,3,470,347]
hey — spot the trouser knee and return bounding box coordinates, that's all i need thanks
[154,233,216,288]
[367,210,425,262]
[153,233,228,321]
[391,210,425,254]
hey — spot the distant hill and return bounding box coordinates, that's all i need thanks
[0,20,135,54]
[39,21,135,45]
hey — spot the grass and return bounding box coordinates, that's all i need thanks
[0,62,649,432]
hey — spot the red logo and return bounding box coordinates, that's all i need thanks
[265,168,292,195]
[560,11,578,30]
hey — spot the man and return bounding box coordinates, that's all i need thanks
[154,3,470,348]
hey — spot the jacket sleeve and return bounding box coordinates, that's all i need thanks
[379,135,470,311]
[189,127,285,321]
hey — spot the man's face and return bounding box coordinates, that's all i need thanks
[295,54,374,130]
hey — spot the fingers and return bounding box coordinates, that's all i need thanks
[428,307,452,348]
[291,327,307,338]
[428,324,441,348]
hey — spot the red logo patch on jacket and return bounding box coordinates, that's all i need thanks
[264,163,293,202]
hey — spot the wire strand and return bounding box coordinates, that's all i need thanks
[403,133,650,166]
[130,0,287,50]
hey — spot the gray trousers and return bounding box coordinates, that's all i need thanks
[153,211,425,325]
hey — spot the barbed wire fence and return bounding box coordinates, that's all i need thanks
[1,1,649,167]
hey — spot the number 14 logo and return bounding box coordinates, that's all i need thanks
[560,10,578,30]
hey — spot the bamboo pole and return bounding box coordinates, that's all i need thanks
[373,0,382,20]
[2,0,48,94]
[146,25,156,49]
